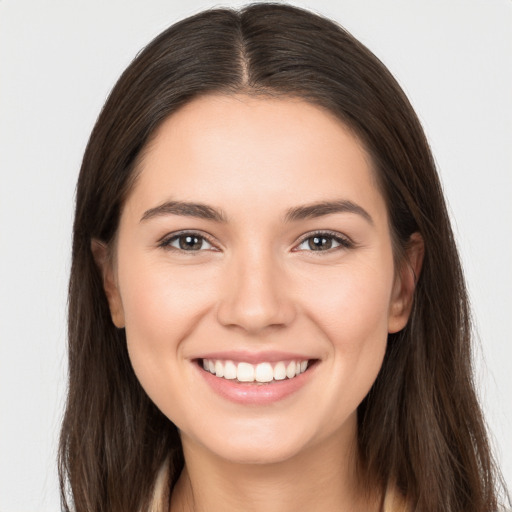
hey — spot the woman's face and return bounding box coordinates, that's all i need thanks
[98,94,416,465]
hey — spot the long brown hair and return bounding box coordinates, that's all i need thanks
[59,4,509,511]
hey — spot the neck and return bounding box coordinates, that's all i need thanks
[170,426,381,512]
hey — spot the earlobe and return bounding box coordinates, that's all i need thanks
[91,239,125,328]
[388,232,424,333]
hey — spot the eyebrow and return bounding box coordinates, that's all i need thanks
[284,200,374,225]
[140,199,373,225]
[141,201,228,223]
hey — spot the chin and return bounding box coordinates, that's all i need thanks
[211,437,311,466]
[181,416,330,467]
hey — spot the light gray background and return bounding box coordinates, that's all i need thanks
[1,0,511,510]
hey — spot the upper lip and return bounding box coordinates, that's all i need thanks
[192,350,316,364]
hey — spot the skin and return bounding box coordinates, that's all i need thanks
[93,94,423,512]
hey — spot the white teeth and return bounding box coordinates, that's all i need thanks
[201,358,310,383]
[224,360,237,380]
[286,361,296,379]
[255,362,273,383]
[273,361,286,381]
[237,362,255,382]
[214,360,224,378]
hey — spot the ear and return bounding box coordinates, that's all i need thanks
[91,239,125,328]
[388,232,424,333]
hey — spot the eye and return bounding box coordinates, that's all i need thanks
[295,232,353,252]
[159,232,215,252]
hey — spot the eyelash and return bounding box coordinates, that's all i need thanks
[157,230,354,254]
[294,230,354,253]
[158,231,217,254]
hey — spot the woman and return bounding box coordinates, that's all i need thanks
[58,3,509,511]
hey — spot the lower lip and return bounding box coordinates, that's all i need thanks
[196,362,316,405]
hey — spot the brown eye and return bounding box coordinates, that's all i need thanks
[308,236,333,251]
[161,232,214,252]
[178,234,203,250]
[295,232,353,252]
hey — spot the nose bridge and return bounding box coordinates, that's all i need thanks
[216,242,295,333]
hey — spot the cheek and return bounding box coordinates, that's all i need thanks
[299,260,395,344]
[117,254,218,388]
[297,260,393,403]
[120,254,216,331]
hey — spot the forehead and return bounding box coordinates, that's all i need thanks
[127,94,385,223]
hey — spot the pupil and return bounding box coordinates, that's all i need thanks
[310,236,332,250]
[179,235,202,250]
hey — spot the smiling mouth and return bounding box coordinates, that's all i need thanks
[198,358,316,384]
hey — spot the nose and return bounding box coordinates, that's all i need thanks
[216,248,296,335]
